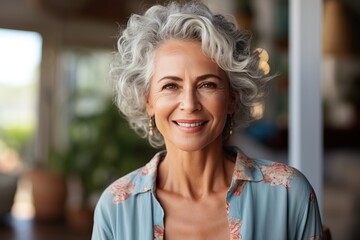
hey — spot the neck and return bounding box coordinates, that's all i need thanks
[157,140,233,200]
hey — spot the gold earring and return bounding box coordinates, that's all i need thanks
[149,116,154,136]
[229,115,234,136]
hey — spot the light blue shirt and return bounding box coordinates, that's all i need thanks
[92,148,323,240]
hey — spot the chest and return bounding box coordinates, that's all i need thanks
[157,191,230,240]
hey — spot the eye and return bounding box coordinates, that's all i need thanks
[199,82,217,89]
[162,83,178,90]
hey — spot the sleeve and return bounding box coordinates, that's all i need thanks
[296,189,323,240]
[92,220,113,240]
[91,193,114,240]
[290,171,323,240]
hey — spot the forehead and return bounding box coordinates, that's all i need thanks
[155,39,202,54]
[152,39,221,73]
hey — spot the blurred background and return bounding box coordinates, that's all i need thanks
[0,0,359,239]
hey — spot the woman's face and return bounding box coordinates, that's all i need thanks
[146,40,234,152]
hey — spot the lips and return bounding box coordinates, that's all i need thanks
[173,120,208,128]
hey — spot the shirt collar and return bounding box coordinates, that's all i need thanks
[231,148,263,182]
[132,148,263,195]
[132,151,166,194]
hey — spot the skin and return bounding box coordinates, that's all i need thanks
[146,39,236,239]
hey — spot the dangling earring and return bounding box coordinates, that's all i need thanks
[149,116,154,136]
[229,114,234,136]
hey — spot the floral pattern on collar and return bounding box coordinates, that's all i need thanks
[108,151,165,204]
[232,150,263,182]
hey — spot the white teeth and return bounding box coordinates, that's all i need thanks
[177,122,203,127]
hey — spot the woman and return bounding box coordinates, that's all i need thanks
[92,2,323,240]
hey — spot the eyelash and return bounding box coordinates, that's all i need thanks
[162,82,217,91]
[199,82,217,89]
[162,83,178,90]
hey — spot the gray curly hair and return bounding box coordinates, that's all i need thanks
[111,1,270,148]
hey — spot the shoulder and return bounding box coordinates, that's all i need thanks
[253,158,316,206]
[253,160,322,239]
[256,159,309,189]
[229,147,314,194]
[94,168,141,220]
[92,167,146,236]
[251,160,323,238]
[106,169,141,205]
[95,151,164,208]
[92,167,151,239]
[255,159,304,189]
[92,152,165,238]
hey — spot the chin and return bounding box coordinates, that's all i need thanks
[165,136,222,153]
[174,144,205,153]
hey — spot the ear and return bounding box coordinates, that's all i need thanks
[145,95,154,116]
[227,103,235,115]
[227,91,236,115]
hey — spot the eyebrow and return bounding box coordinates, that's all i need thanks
[157,74,222,83]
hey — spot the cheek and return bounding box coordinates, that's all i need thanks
[203,93,230,116]
[154,95,171,107]
[150,94,177,116]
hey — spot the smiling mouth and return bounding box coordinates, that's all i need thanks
[173,121,208,127]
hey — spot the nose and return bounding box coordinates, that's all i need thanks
[180,87,201,112]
